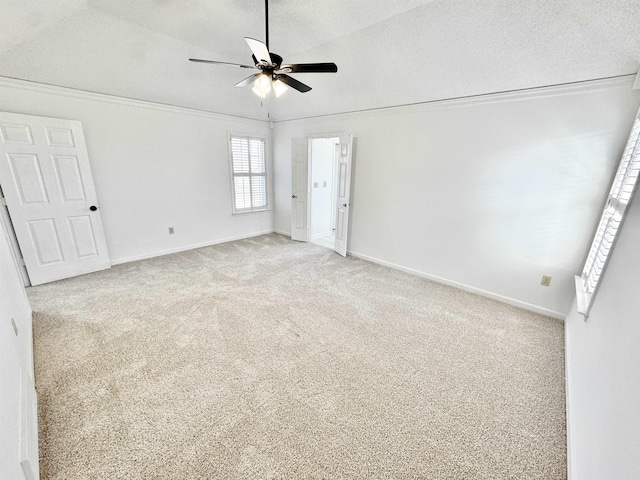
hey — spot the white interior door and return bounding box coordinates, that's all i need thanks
[291,138,309,242]
[0,112,110,285]
[334,135,353,257]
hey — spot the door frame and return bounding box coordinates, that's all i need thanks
[293,131,350,251]
[0,185,30,286]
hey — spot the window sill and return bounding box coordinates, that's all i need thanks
[232,208,270,215]
[574,275,591,318]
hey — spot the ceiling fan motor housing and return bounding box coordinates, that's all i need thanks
[253,53,283,69]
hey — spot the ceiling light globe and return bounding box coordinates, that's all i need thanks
[273,79,288,97]
[256,74,272,94]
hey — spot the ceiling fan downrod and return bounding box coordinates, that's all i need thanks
[265,0,269,50]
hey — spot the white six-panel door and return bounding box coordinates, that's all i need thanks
[334,135,353,257]
[291,138,310,242]
[0,112,110,285]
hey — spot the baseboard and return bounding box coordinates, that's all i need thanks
[564,317,575,479]
[111,229,276,265]
[20,370,39,480]
[347,249,567,320]
[111,231,565,319]
[26,311,35,385]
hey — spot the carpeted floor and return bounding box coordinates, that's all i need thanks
[28,234,566,479]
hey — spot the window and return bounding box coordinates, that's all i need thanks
[229,135,268,213]
[576,114,640,316]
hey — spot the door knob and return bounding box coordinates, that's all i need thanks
[342,203,348,207]
[292,195,298,198]
[89,205,98,211]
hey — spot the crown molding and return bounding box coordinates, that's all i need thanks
[275,74,637,125]
[0,76,269,125]
[1,74,635,126]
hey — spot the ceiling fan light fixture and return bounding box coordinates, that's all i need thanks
[252,73,272,97]
[188,0,337,96]
[273,79,288,97]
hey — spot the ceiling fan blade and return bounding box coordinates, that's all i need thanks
[235,73,261,88]
[275,74,312,93]
[245,37,272,65]
[279,63,338,74]
[189,58,256,69]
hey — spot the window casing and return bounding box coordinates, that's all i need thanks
[576,114,640,316]
[229,135,268,214]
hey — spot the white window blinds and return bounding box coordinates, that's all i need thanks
[229,136,268,213]
[576,115,640,316]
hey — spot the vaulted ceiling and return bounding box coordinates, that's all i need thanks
[1,0,639,121]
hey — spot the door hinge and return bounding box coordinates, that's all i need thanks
[0,197,6,207]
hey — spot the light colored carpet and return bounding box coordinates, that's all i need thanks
[28,234,566,479]
[311,232,336,249]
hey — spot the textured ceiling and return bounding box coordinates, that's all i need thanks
[1,0,639,121]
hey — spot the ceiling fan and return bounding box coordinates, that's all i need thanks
[188,0,338,97]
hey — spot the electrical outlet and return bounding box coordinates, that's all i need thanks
[323,181,327,187]
[168,227,174,235]
[313,182,318,188]
[541,275,552,287]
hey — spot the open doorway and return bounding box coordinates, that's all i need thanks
[309,137,339,249]
[291,134,353,256]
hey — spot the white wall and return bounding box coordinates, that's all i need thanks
[0,215,32,480]
[273,77,640,316]
[565,188,640,480]
[310,138,336,238]
[0,77,273,265]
